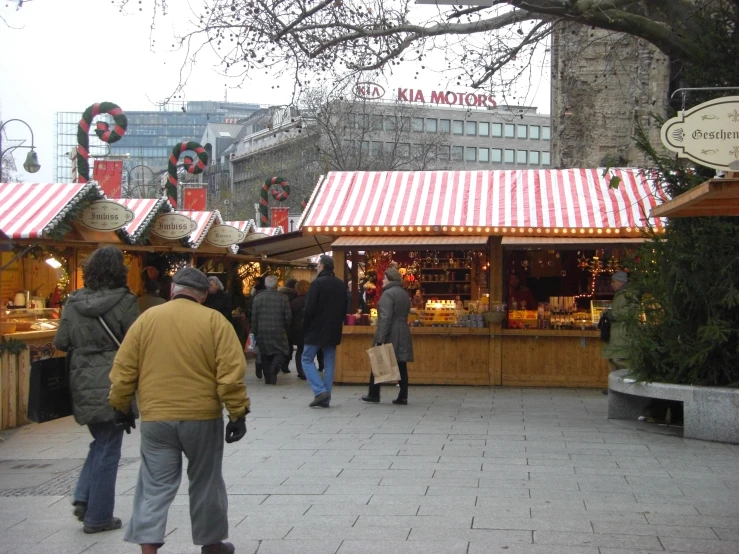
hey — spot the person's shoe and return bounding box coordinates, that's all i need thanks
[255,364,263,379]
[201,542,235,554]
[309,391,330,407]
[317,400,330,408]
[361,395,380,403]
[83,517,122,534]
[282,368,291,374]
[601,389,608,395]
[72,501,87,522]
[297,373,307,380]
[392,398,408,405]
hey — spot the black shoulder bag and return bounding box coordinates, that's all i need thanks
[598,310,611,342]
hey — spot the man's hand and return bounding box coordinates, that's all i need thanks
[113,409,136,434]
[225,416,247,443]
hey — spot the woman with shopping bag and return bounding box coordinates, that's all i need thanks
[362,266,414,405]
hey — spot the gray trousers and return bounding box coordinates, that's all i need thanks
[124,419,228,546]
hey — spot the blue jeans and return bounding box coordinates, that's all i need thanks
[302,344,336,397]
[74,421,124,527]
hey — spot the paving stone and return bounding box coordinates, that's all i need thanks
[255,540,343,554]
[285,526,410,541]
[473,516,593,532]
[468,544,598,554]
[408,527,533,543]
[660,537,739,554]
[533,530,663,549]
[592,521,719,539]
[355,514,473,529]
[337,540,469,553]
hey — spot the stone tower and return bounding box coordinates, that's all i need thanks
[550,24,672,168]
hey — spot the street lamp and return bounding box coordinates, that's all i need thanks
[124,164,160,198]
[0,118,41,180]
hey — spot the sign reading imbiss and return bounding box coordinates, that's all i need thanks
[151,213,197,240]
[660,96,739,171]
[79,200,134,231]
[205,224,246,247]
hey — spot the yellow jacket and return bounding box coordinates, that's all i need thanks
[109,297,249,422]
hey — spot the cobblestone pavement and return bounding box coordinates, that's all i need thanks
[0,360,737,554]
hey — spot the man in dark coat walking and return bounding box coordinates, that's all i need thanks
[301,255,347,407]
[250,275,291,385]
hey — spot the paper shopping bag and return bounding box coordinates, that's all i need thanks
[366,343,400,384]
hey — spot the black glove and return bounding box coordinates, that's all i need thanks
[113,409,136,434]
[225,416,247,443]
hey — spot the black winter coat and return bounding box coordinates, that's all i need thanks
[289,294,307,345]
[204,289,232,323]
[303,269,347,346]
[54,287,139,425]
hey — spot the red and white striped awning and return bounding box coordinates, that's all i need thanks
[113,197,172,243]
[254,226,284,236]
[0,182,103,239]
[300,169,667,233]
[224,220,256,234]
[177,210,223,248]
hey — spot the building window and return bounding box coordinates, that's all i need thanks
[412,117,424,132]
[504,124,515,138]
[542,151,551,166]
[517,150,528,164]
[492,123,502,137]
[465,147,477,161]
[452,120,464,135]
[542,126,551,140]
[384,142,395,154]
[370,141,382,156]
[438,145,450,160]
[465,121,477,136]
[370,115,383,131]
[397,143,411,158]
[452,146,464,161]
[439,119,451,133]
[504,149,515,163]
[530,125,540,140]
[530,151,540,165]
[384,117,396,131]
[411,144,423,159]
[479,122,490,136]
[426,118,438,133]
[478,148,489,162]
[491,149,502,163]
[400,117,411,132]
[360,141,369,155]
[517,125,528,139]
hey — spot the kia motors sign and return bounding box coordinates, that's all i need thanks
[660,96,739,171]
[205,224,246,247]
[79,200,134,231]
[397,87,497,108]
[151,213,197,240]
[354,82,385,100]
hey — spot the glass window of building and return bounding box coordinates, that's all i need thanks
[370,115,383,131]
[426,119,438,133]
[358,115,369,130]
[411,144,423,159]
[517,150,528,164]
[542,126,551,140]
[492,123,503,137]
[504,149,515,163]
[384,142,395,154]
[530,125,540,140]
[398,143,411,158]
[517,125,528,139]
[439,119,451,133]
[465,147,477,161]
[465,121,477,136]
[384,117,396,131]
[360,141,369,155]
[479,122,490,136]
[542,151,551,166]
[530,151,540,165]
[479,148,489,162]
[412,117,424,132]
[370,141,382,156]
[491,148,502,163]
[452,146,464,160]
[438,145,450,160]
[452,120,464,135]
[400,117,411,132]
[504,124,515,138]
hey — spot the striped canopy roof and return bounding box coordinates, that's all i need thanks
[113,197,172,243]
[300,169,667,233]
[224,220,256,234]
[177,210,223,248]
[0,182,103,239]
[254,226,284,236]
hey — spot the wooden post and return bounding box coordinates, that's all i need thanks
[351,251,359,313]
[333,251,346,280]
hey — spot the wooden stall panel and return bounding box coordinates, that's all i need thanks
[501,334,609,388]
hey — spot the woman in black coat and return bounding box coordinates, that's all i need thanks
[289,280,311,380]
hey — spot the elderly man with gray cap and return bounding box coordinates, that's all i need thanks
[601,270,636,393]
[109,266,249,554]
[250,274,292,385]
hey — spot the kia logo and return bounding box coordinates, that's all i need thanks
[354,82,385,100]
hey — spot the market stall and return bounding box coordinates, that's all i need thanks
[299,168,665,388]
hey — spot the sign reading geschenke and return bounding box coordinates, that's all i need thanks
[79,200,134,231]
[205,224,246,247]
[151,213,197,240]
[660,96,739,171]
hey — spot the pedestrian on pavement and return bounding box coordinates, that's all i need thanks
[289,279,311,380]
[137,280,165,313]
[204,276,233,323]
[246,276,266,379]
[54,246,139,534]
[601,270,636,394]
[278,278,298,373]
[302,255,348,408]
[362,266,413,405]
[109,266,249,554]
[250,274,292,385]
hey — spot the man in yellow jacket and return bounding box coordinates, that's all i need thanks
[109,267,249,554]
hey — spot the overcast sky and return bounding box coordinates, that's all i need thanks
[0,0,550,183]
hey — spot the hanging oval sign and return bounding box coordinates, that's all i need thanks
[660,96,739,171]
[205,224,246,247]
[353,82,385,100]
[78,200,134,231]
[151,212,197,240]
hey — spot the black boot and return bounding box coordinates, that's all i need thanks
[255,363,263,379]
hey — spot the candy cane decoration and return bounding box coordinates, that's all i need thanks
[76,102,127,183]
[165,141,208,208]
[259,176,290,226]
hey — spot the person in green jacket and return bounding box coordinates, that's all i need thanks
[602,270,636,375]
